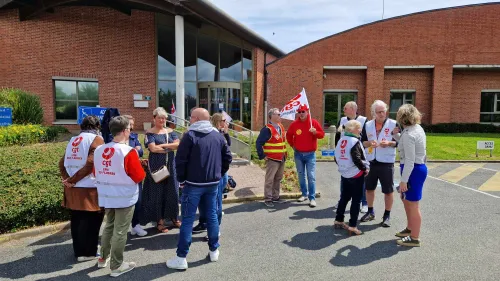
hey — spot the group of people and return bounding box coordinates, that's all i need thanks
[255,100,427,247]
[59,107,232,276]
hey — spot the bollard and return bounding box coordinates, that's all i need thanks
[327,125,336,149]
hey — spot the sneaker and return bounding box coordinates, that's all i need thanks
[77,256,96,262]
[264,201,274,208]
[166,256,188,270]
[192,223,207,234]
[272,198,287,203]
[96,245,101,258]
[110,262,136,277]
[309,200,317,208]
[360,205,368,214]
[381,216,391,227]
[333,203,339,210]
[131,225,147,237]
[395,227,411,238]
[297,196,308,202]
[97,257,110,268]
[360,212,375,222]
[209,249,219,262]
[397,236,421,247]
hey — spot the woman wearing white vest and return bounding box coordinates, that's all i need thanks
[394,104,427,247]
[59,115,104,262]
[360,100,398,228]
[334,101,369,213]
[94,116,146,277]
[334,120,369,236]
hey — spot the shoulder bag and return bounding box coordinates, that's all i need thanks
[148,132,170,183]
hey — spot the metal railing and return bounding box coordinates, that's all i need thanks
[165,113,254,160]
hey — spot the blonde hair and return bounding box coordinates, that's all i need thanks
[153,107,168,118]
[371,100,388,118]
[344,120,362,133]
[344,101,358,112]
[396,104,422,127]
[121,114,134,120]
[211,113,224,128]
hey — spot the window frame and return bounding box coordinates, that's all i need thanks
[53,78,99,122]
[389,90,416,119]
[479,91,500,124]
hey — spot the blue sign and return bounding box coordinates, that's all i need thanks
[78,106,108,124]
[321,149,335,157]
[0,107,13,127]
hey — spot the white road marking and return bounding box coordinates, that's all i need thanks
[428,175,500,199]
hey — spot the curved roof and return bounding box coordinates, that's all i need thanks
[267,1,500,66]
[0,0,285,57]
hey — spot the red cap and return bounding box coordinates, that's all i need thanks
[297,104,309,111]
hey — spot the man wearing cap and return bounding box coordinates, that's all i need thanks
[286,104,325,208]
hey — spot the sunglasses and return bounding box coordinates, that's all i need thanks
[297,111,306,113]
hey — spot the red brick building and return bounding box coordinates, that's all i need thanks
[0,0,283,131]
[266,3,500,128]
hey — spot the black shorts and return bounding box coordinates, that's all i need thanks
[365,162,394,194]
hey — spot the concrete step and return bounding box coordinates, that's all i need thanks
[231,158,250,166]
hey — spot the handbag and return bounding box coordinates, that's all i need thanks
[148,132,170,183]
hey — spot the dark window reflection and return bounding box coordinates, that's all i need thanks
[54,80,99,120]
[243,49,252,81]
[228,88,241,121]
[55,81,76,100]
[197,34,218,81]
[220,42,242,82]
[158,26,176,80]
[159,81,176,113]
[185,82,197,119]
[480,92,495,112]
[55,101,77,120]
[78,82,98,101]
[185,32,197,81]
[242,82,251,127]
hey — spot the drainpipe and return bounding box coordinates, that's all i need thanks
[263,51,268,125]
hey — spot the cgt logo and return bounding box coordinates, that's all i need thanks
[71,136,83,153]
[384,128,390,135]
[340,139,347,155]
[102,147,115,167]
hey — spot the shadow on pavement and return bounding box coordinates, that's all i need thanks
[223,200,303,215]
[330,239,412,267]
[283,224,379,251]
[289,206,335,220]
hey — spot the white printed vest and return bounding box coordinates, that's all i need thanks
[339,115,368,138]
[63,132,97,188]
[335,136,367,178]
[94,142,139,208]
[364,119,397,163]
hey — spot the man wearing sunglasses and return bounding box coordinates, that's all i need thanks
[286,104,325,208]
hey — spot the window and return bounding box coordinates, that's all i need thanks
[480,92,500,123]
[220,42,242,82]
[389,91,415,119]
[323,92,357,128]
[54,80,99,120]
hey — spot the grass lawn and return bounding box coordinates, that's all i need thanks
[426,133,500,160]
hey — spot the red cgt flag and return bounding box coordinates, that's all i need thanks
[171,100,176,114]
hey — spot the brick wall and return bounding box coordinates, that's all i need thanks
[267,3,500,125]
[451,69,500,123]
[253,49,277,130]
[0,7,156,130]
[323,69,366,118]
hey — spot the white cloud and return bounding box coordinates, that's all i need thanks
[211,0,499,53]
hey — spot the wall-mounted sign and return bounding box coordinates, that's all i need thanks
[0,107,13,126]
[133,94,143,101]
[78,106,108,124]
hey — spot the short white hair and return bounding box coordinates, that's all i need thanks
[153,107,168,118]
[344,101,358,111]
[371,100,388,117]
[344,120,362,133]
[268,108,279,119]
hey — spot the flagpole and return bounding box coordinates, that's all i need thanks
[309,109,313,129]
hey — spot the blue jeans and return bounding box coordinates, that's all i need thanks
[198,173,227,226]
[294,151,316,200]
[339,180,367,206]
[177,184,219,258]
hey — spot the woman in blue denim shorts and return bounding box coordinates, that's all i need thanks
[394,104,427,247]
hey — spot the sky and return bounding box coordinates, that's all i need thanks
[210,0,500,53]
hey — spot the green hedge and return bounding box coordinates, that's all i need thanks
[0,125,69,147]
[421,123,500,133]
[0,88,44,125]
[0,142,70,234]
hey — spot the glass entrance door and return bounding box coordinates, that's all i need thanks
[323,92,357,128]
[198,82,241,121]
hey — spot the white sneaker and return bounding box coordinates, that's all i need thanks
[166,256,188,270]
[309,200,317,208]
[131,225,147,237]
[110,262,136,277]
[97,257,110,268]
[209,249,219,262]
[77,256,96,262]
[361,205,368,213]
[297,196,308,202]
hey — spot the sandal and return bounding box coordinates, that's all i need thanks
[347,226,363,236]
[157,221,169,233]
[171,219,181,228]
[334,221,348,229]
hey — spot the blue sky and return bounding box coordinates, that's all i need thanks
[211,0,500,53]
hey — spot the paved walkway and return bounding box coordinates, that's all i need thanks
[224,164,267,201]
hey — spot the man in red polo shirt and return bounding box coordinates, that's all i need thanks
[286,104,325,207]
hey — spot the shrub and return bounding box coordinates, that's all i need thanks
[0,142,70,234]
[0,125,69,147]
[0,88,44,124]
[421,123,500,133]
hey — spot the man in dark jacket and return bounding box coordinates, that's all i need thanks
[167,108,232,270]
